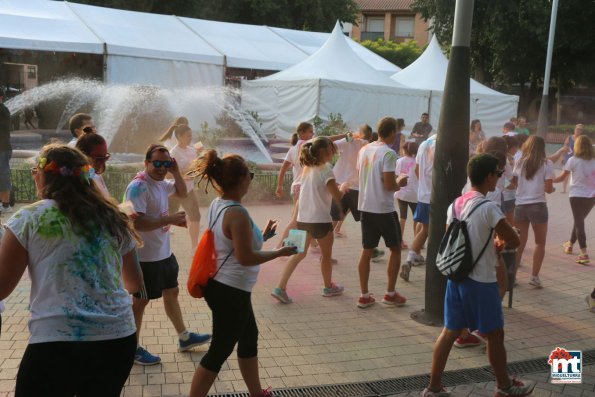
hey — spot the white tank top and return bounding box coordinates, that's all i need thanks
[209,198,263,292]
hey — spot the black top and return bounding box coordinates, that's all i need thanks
[412,121,432,144]
[0,103,11,151]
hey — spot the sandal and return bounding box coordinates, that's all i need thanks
[563,241,573,255]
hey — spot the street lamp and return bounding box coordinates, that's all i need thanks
[537,0,560,138]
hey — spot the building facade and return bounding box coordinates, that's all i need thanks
[351,0,429,46]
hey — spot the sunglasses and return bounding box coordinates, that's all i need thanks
[82,126,96,134]
[149,160,174,168]
[92,153,111,162]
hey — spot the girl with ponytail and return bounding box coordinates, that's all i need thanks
[271,137,347,304]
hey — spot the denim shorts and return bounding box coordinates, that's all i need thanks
[0,150,11,191]
[444,278,504,334]
[514,202,548,224]
[500,199,515,215]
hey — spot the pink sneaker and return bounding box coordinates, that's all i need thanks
[357,294,376,308]
[382,292,407,306]
[454,333,482,348]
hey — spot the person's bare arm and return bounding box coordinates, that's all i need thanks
[276,161,291,197]
[122,249,143,294]
[0,230,28,300]
[552,170,570,184]
[415,163,419,179]
[133,211,186,231]
[327,180,345,203]
[494,218,520,249]
[544,179,555,194]
[170,160,188,198]
[383,171,399,192]
[225,207,296,266]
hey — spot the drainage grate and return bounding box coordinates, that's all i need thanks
[208,349,595,397]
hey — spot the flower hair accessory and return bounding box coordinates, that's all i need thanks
[38,157,96,184]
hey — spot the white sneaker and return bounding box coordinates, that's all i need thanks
[529,276,542,288]
[412,253,426,266]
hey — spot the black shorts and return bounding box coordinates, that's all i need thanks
[397,199,417,220]
[330,190,361,222]
[360,211,402,249]
[135,254,179,300]
[297,222,333,240]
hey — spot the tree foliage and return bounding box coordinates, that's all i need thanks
[411,0,595,90]
[73,0,360,32]
[358,39,423,69]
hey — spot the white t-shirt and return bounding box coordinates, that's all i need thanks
[170,144,198,192]
[297,164,336,223]
[125,172,176,262]
[501,161,516,202]
[357,141,398,213]
[6,200,136,343]
[447,191,504,283]
[416,134,437,204]
[93,174,110,199]
[333,138,367,190]
[395,156,418,203]
[504,131,518,137]
[67,137,77,147]
[564,157,595,198]
[209,198,263,292]
[513,159,554,205]
[284,139,308,187]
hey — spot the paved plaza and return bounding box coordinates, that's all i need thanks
[0,191,594,396]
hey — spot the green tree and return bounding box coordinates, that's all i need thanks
[412,0,595,115]
[74,0,359,32]
[358,39,423,69]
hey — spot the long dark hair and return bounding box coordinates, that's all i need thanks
[190,149,250,194]
[38,144,138,245]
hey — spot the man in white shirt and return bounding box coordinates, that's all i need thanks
[126,144,211,366]
[402,133,437,281]
[356,117,408,308]
[502,121,517,137]
[423,154,535,397]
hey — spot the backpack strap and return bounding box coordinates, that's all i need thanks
[209,203,242,279]
[462,199,490,221]
[463,199,494,267]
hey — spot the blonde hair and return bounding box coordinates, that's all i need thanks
[573,135,593,160]
[159,117,190,142]
[520,135,546,180]
[300,137,336,167]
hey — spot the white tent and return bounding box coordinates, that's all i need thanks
[269,27,401,76]
[242,23,429,138]
[391,36,518,135]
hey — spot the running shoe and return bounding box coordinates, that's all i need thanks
[576,254,590,265]
[322,282,344,297]
[528,276,542,288]
[586,295,595,313]
[454,333,482,348]
[134,346,161,366]
[271,288,293,304]
[382,292,407,306]
[179,332,211,352]
[562,241,573,254]
[357,294,376,308]
[494,377,536,397]
[471,330,487,343]
[421,386,451,396]
[259,387,276,397]
[412,253,426,266]
[372,248,385,262]
[400,262,411,282]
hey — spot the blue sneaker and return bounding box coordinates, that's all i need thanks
[179,332,211,352]
[134,346,161,366]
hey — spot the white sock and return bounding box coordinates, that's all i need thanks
[361,293,370,299]
[407,250,416,261]
[386,291,396,297]
[179,330,190,341]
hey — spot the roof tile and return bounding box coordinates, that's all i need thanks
[356,0,415,11]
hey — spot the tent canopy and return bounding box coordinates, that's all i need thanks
[0,0,103,53]
[391,36,519,135]
[242,23,428,138]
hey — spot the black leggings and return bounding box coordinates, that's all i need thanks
[201,278,258,373]
[16,333,136,397]
[569,197,595,249]
[397,199,417,220]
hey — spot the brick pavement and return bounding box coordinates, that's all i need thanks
[0,191,594,397]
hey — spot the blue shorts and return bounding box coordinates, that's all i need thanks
[0,150,12,192]
[444,278,504,334]
[413,202,430,224]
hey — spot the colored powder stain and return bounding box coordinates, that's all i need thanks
[37,206,69,239]
[126,180,147,201]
